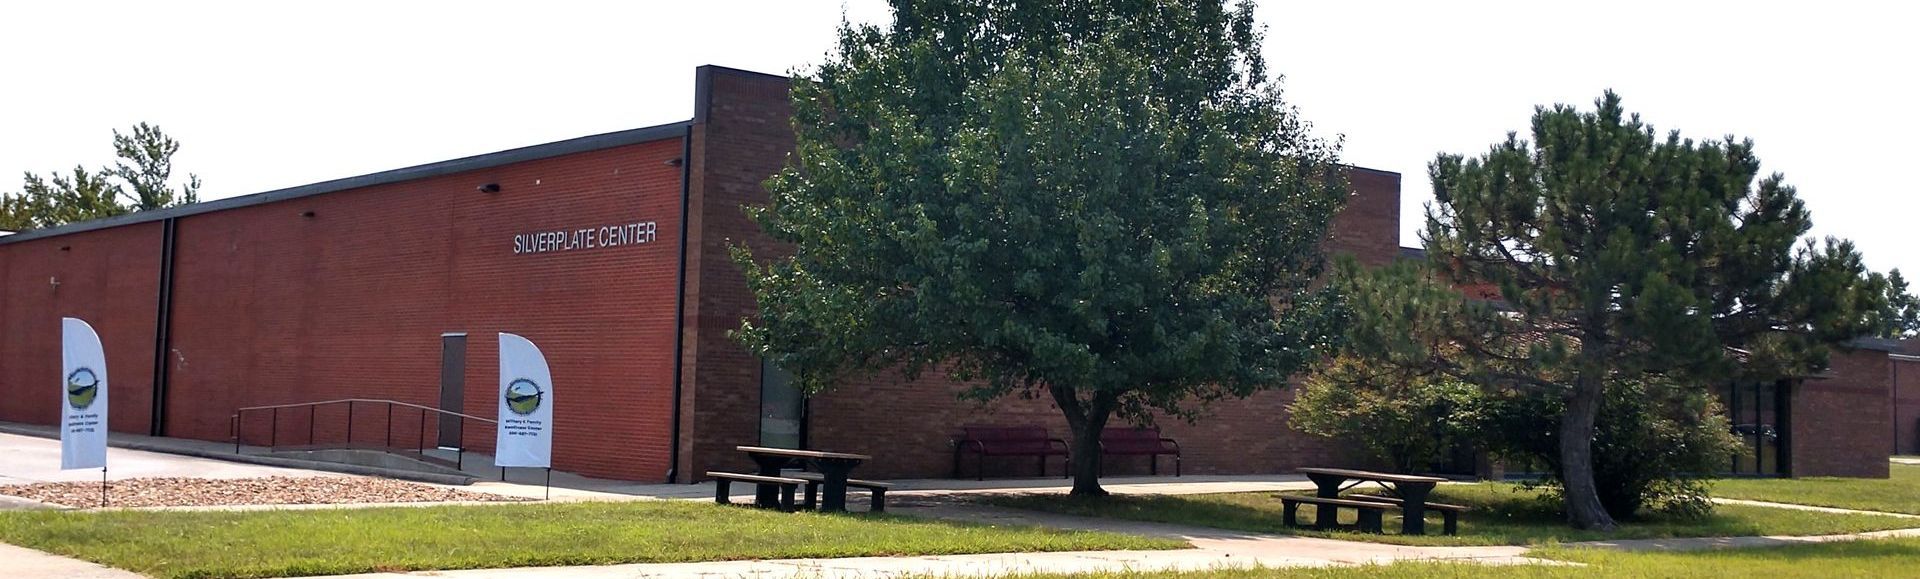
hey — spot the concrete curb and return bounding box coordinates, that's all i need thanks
[0,424,478,486]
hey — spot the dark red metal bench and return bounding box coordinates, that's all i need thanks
[1099,426,1181,476]
[951,425,1069,480]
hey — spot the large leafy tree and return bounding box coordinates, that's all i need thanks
[736,0,1347,495]
[2,122,200,231]
[1347,93,1883,530]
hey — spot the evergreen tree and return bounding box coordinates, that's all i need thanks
[736,0,1346,495]
[1869,269,1920,338]
[1381,92,1884,529]
[5,123,199,231]
[109,122,201,210]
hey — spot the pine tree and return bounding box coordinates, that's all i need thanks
[1405,92,1884,529]
[5,123,200,231]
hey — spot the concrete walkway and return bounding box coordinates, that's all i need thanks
[312,505,1554,579]
[0,420,1326,507]
[1715,497,1920,519]
[300,503,1920,578]
[5,423,1918,578]
[0,432,346,487]
[0,542,143,579]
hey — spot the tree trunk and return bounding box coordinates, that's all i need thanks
[1559,359,1618,531]
[1050,384,1116,497]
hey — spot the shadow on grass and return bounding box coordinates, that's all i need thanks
[982,483,1920,547]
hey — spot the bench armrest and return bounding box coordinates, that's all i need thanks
[1048,438,1070,452]
[1160,438,1181,453]
[954,439,986,453]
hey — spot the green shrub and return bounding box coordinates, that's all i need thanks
[1473,378,1740,519]
[1290,356,1480,473]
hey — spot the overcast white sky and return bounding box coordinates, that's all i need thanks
[2,1,1914,275]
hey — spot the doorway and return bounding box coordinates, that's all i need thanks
[1722,379,1790,476]
[759,359,806,449]
[438,333,467,449]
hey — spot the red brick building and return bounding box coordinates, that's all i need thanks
[0,66,1899,481]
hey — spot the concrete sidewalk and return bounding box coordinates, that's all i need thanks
[0,432,346,487]
[0,542,143,579]
[0,420,1324,506]
[309,508,1552,579]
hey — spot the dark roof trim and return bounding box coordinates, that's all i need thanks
[1345,164,1402,177]
[0,120,693,246]
[1844,336,1911,353]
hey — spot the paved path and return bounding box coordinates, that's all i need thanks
[1715,497,1920,519]
[0,432,344,487]
[1569,527,1920,552]
[3,424,1916,578]
[1893,456,1920,466]
[0,541,143,579]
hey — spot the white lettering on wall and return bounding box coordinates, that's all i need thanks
[513,221,658,255]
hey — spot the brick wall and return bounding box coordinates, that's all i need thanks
[680,65,1397,479]
[679,66,799,479]
[2,137,685,481]
[0,223,162,435]
[805,171,1399,479]
[1791,349,1892,478]
[1895,358,1920,456]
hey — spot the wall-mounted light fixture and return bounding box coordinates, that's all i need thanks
[300,210,317,219]
[478,183,502,193]
[49,276,60,290]
[58,245,70,251]
[666,158,685,167]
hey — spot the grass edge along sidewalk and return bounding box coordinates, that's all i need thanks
[984,482,1920,546]
[995,535,1920,578]
[0,500,1182,579]
[1712,464,1920,515]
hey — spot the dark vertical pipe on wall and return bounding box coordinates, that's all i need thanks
[666,124,693,483]
[148,217,178,436]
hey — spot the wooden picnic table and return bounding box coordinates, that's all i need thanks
[1297,467,1448,535]
[737,446,872,512]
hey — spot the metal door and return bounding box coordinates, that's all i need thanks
[438,333,467,449]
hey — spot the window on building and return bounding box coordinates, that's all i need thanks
[759,360,806,449]
[1722,379,1790,476]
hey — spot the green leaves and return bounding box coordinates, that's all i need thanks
[1,122,199,231]
[1330,91,1885,527]
[1422,91,1882,382]
[737,1,1344,424]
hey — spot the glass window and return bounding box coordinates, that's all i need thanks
[759,360,804,449]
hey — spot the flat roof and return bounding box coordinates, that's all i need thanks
[0,120,691,246]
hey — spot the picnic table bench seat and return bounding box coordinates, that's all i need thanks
[1278,494,1393,534]
[792,472,893,512]
[1099,427,1181,476]
[708,471,806,511]
[1344,495,1470,536]
[952,425,1070,480]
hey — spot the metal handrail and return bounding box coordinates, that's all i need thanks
[229,397,497,472]
[233,398,496,425]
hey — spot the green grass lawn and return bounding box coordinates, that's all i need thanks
[0,501,1182,579]
[999,536,1920,578]
[984,483,1919,546]
[1712,464,1920,515]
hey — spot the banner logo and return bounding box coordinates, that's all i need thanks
[66,368,100,410]
[504,378,543,416]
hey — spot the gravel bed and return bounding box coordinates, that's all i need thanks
[0,476,524,508]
